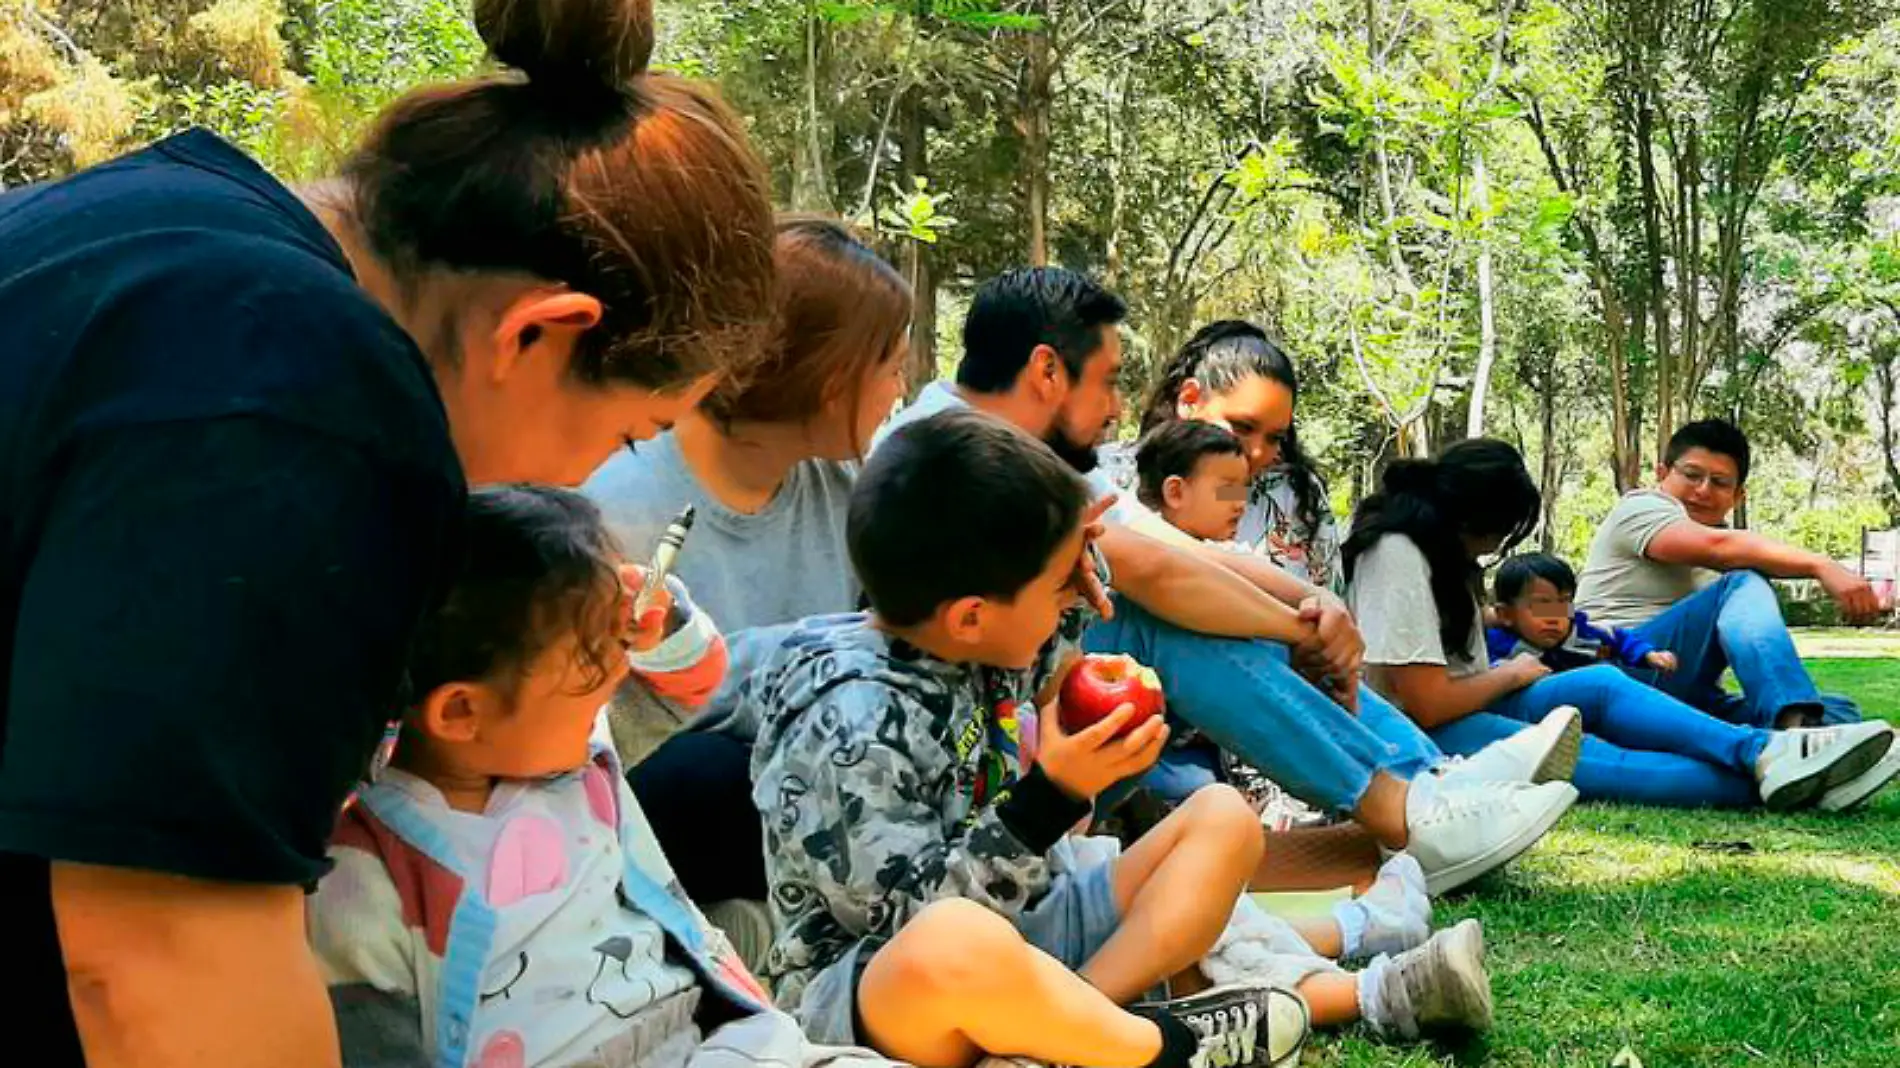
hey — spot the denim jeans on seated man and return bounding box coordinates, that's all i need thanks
[1625,571,1862,729]
[1082,595,1445,816]
[1428,663,1767,809]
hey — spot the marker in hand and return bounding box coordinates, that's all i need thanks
[631,504,696,620]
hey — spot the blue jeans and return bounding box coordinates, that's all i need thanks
[1084,596,1444,815]
[1429,664,1769,808]
[1629,571,1861,729]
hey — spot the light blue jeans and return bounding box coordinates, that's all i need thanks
[1084,596,1444,815]
[1430,664,1771,808]
[1628,571,1862,729]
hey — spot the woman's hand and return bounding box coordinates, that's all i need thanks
[1292,593,1364,711]
[1502,653,1552,690]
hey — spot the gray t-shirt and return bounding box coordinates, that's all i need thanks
[582,433,859,757]
[1574,490,1715,629]
[1349,534,1488,680]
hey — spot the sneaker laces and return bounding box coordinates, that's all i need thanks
[1184,999,1261,1068]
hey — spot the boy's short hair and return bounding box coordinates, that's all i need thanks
[1665,418,1751,484]
[1133,420,1245,509]
[1495,552,1579,604]
[851,409,1091,627]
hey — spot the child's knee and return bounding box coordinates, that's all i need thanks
[880,899,1028,1000]
[1181,784,1266,863]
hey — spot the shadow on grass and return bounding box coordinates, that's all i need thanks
[1313,861,1900,1067]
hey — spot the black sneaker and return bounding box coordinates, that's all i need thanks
[1144,984,1309,1068]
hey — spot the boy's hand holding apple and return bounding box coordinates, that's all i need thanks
[1034,654,1169,801]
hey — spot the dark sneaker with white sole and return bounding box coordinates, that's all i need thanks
[1140,984,1310,1068]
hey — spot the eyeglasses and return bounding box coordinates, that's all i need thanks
[1671,463,1738,493]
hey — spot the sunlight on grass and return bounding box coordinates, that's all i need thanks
[1308,651,1900,1067]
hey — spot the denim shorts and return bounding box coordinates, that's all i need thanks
[795,857,1124,1047]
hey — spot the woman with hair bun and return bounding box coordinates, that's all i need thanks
[0,0,775,1059]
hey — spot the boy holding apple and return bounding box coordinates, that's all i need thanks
[745,411,1496,1068]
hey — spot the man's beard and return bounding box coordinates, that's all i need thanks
[1043,426,1101,473]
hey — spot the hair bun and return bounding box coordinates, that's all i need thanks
[1382,458,1438,495]
[474,0,655,93]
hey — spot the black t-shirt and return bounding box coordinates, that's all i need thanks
[0,130,464,1059]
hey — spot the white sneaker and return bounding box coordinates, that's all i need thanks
[1365,919,1493,1038]
[1151,983,1309,1068]
[1756,721,1894,810]
[1819,725,1900,812]
[1404,777,1578,895]
[1437,706,1583,788]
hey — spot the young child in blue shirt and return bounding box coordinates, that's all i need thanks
[1488,553,1679,675]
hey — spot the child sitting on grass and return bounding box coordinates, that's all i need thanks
[1133,419,1254,545]
[309,485,889,1068]
[747,410,1496,1068]
[1489,553,1680,675]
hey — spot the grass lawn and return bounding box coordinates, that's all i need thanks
[1313,642,1900,1067]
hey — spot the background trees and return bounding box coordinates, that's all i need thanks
[6,0,1897,560]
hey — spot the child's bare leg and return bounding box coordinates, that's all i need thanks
[858,899,1163,1068]
[1289,917,1343,959]
[1295,973,1363,1028]
[1082,785,1265,1002]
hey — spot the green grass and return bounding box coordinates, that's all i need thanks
[1313,644,1900,1067]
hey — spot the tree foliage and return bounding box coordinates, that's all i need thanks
[6,0,1896,553]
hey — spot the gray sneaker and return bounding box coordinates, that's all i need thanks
[1146,984,1310,1068]
[1371,919,1494,1038]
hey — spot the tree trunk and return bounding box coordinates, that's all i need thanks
[1466,153,1498,439]
[1539,357,1561,551]
[1876,355,1900,521]
[1021,3,1054,267]
[1636,92,1675,463]
[791,7,833,212]
[898,86,936,395]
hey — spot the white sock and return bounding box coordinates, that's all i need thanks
[1355,955,1415,1038]
[1333,854,1431,959]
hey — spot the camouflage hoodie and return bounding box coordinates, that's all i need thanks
[746,610,1096,1015]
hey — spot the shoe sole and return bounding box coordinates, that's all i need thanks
[1762,728,1894,811]
[1531,708,1584,784]
[1424,784,1579,896]
[1820,738,1900,812]
[1420,919,1494,1033]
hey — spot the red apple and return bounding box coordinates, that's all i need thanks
[1058,653,1166,736]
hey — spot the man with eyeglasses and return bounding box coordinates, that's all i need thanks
[1574,419,1896,811]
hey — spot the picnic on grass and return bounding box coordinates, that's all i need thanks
[3,1,1897,1067]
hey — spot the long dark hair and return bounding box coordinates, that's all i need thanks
[1138,321,1327,536]
[1342,439,1541,662]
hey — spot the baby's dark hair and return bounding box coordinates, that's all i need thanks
[1134,420,1245,510]
[406,485,625,705]
[1495,553,1579,604]
[850,410,1090,627]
